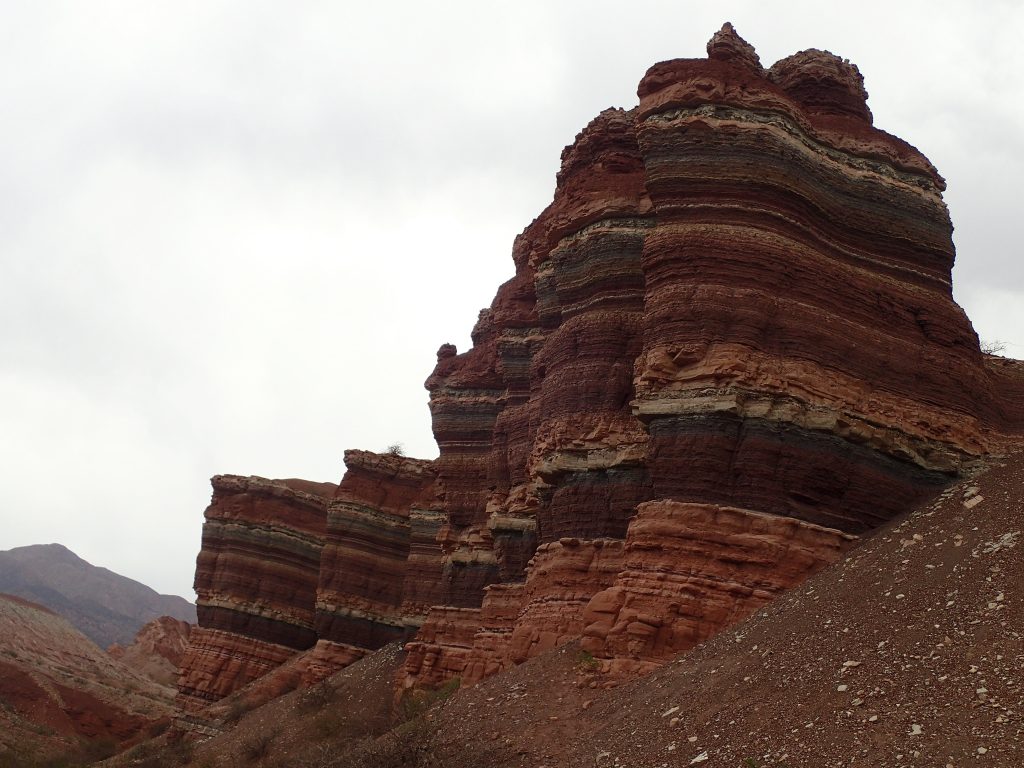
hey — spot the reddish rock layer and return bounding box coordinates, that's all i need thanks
[179,454,439,711]
[401,539,625,690]
[316,450,435,651]
[108,615,192,687]
[177,627,296,710]
[182,23,1024,703]
[398,23,1022,691]
[580,501,855,674]
[178,475,332,709]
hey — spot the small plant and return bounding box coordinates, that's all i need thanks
[221,697,249,725]
[84,737,118,762]
[312,707,346,739]
[980,339,1008,355]
[300,680,337,712]
[398,677,461,721]
[576,649,600,671]
[242,729,276,761]
[384,442,405,456]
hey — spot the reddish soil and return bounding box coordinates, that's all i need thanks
[0,593,176,765]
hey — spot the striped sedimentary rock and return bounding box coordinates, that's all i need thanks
[580,501,856,674]
[177,475,332,710]
[178,453,440,710]
[400,23,1024,690]
[185,24,1024,704]
[633,27,999,531]
[315,450,435,653]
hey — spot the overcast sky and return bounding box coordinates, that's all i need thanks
[1,2,1021,601]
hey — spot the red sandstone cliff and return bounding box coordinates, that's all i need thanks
[177,23,1024,711]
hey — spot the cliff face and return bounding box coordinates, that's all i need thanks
[178,454,438,710]
[178,24,1024,709]
[315,450,437,654]
[178,475,333,710]
[399,24,1023,690]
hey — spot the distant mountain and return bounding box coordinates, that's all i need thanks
[0,543,196,649]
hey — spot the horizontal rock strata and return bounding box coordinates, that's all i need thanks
[177,475,332,710]
[316,450,436,654]
[580,501,855,674]
[178,454,439,710]
[182,22,1024,707]
[393,23,1022,691]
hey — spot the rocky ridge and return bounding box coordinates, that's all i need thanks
[175,23,1024,714]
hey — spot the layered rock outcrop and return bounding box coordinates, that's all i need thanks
[178,475,333,709]
[178,454,439,709]
[315,450,436,657]
[179,23,1024,709]
[108,616,192,687]
[579,502,855,674]
[398,23,1023,690]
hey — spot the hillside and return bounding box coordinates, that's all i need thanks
[0,593,177,766]
[0,543,196,649]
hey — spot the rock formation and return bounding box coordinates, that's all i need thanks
[179,454,439,709]
[398,23,1023,690]
[108,616,192,687]
[178,475,333,709]
[178,23,1024,709]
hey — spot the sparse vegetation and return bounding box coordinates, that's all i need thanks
[980,338,1008,355]
[79,737,117,763]
[241,729,277,761]
[122,737,192,768]
[299,679,338,713]
[576,649,600,671]
[384,442,405,456]
[221,696,250,725]
[312,706,347,739]
[397,677,460,721]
